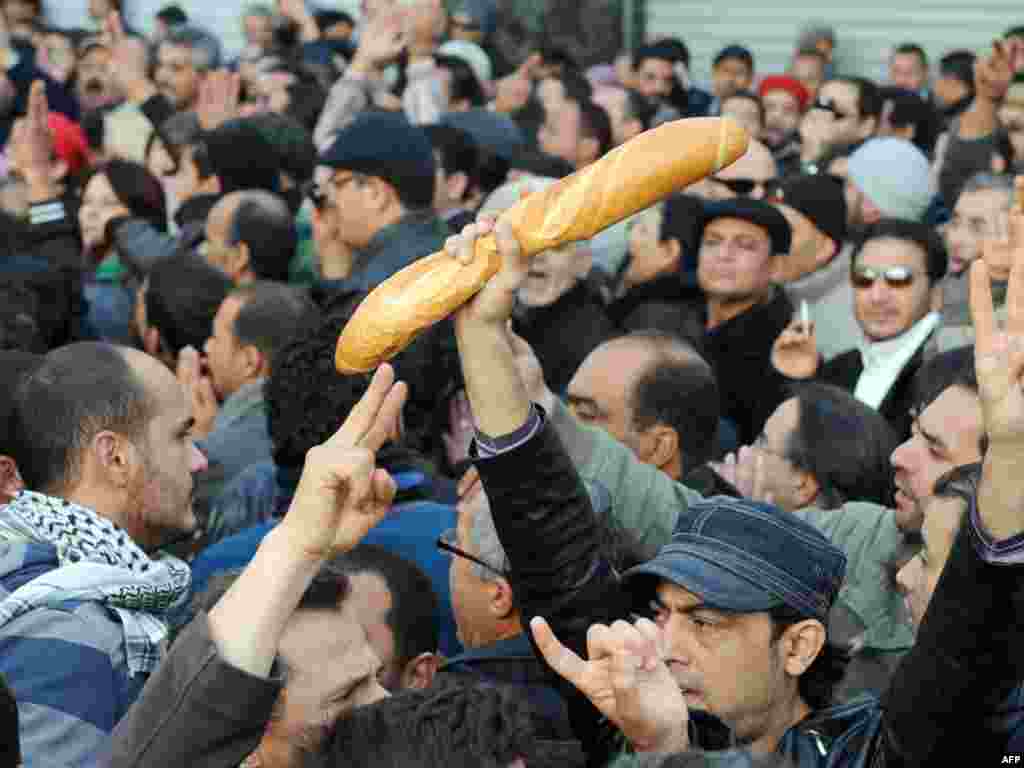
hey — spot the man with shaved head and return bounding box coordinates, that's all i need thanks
[202,190,299,284]
[687,137,778,201]
[0,343,208,766]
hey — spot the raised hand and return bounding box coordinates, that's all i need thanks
[981,176,1024,282]
[530,616,689,753]
[175,346,219,438]
[493,53,541,114]
[771,318,819,379]
[447,218,530,330]
[442,389,476,468]
[971,223,1024,448]
[280,364,408,561]
[976,38,1019,103]
[350,11,408,73]
[8,81,58,200]
[106,12,154,104]
[197,70,241,131]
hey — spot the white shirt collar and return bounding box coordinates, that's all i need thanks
[854,312,941,410]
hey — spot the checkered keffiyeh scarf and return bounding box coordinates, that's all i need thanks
[0,491,191,676]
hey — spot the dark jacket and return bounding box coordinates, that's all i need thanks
[437,633,575,741]
[605,275,703,337]
[683,289,795,446]
[512,281,619,395]
[108,193,219,276]
[474,418,1024,767]
[316,209,450,297]
[818,346,926,441]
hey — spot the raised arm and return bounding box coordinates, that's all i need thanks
[108,366,406,768]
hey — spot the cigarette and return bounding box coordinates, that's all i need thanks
[800,300,809,329]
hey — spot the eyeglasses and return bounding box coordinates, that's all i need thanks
[810,97,853,120]
[303,179,327,210]
[437,528,509,578]
[851,264,917,289]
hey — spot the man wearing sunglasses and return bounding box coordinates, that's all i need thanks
[773,218,947,439]
[799,77,882,168]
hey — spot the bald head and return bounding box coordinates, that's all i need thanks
[568,332,719,478]
[204,190,297,283]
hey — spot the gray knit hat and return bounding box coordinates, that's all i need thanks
[847,138,932,221]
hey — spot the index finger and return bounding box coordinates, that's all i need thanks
[329,363,397,447]
[28,80,48,125]
[531,616,589,685]
[970,258,998,355]
[356,378,408,453]
[106,11,124,45]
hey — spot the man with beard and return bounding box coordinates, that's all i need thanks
[758,76,810,176]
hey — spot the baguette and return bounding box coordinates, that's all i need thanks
[336,116,749,373]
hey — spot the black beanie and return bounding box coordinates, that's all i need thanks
[200,119,281,195]
[771,174,848,246]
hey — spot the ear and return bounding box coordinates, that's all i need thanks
[488,576,516,620]
[0,456,25,501]
[143,327,162,358]
[367,177,395,212]
[791,469,821,510]
[228,241,251,282]
[642,424,680,473]
[779,619,827,677]
[446,171,469,203]
[814,236,839,269]
[241,343,267,378]
[400,652,441,690]
[657,237,682,272]
[89,430,138,489]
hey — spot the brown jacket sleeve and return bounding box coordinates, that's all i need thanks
[106,613,283,768]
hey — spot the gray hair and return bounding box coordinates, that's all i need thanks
[960,172,1015,205]
[465,492,510,582]
[796,22,835,49]
[163,25,222,72]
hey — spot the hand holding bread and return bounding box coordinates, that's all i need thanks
[336,116,750,373]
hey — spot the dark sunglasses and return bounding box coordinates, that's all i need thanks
[811,97,853,120]
[711,177,769,196]
[851,264,916,289]
[303,179,328,210]
[437,528,509,577]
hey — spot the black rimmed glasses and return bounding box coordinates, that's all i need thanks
[437,528,509,577]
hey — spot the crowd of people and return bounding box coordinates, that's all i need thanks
[3,0,1024,766]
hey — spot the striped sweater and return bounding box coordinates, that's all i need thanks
[0,540,147,767]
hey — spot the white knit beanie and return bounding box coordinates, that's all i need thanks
[847,137,931,221]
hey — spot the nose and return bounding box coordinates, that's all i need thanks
[868,278,889,302]
[890,437,914,473]
[895,558,916,595]
[190,442,209,474]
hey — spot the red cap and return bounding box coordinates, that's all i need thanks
[758,75,811,111]
[47,112,92,176]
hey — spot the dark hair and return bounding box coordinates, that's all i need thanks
[892,43,928,69]
[156,4,189,26]
[315,9,355,33]
[635,39,689,70]
[939,50,976,90]
[81,106,113,153]
[227,191,298,283]
[332,544,440,667]
[0,674,19,768]
[794,46,827,64]
[424,124,481,200]
[784,383,900,508]
[230,282,319,368]
[538,43,577,74]
[475,146,511,200]
[723,89,764,127]
[769,605,850,712]
[0,283,47,354]
[713,44,754,73]
[435,54,486,108]
[322,681,539,768]
[626,331,720,473]
[192,560,352,621]
[162,24,222,71]
[853,217,948,283]
[284,79,328,134]
[1007,25,1024,39]
[578,99,614,160]
[878,86,941,156]
[910,345,987,455]
[624,88,657,132]
[84,158,168,234]
[244,111,318,186]
[0,351,41,457]
[145,110,202,177]
[10,343,154,493]
[146,254,233,357]
[619,752,793,768]
[835,76,883,119]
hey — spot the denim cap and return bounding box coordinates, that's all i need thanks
[623,496,846,621]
